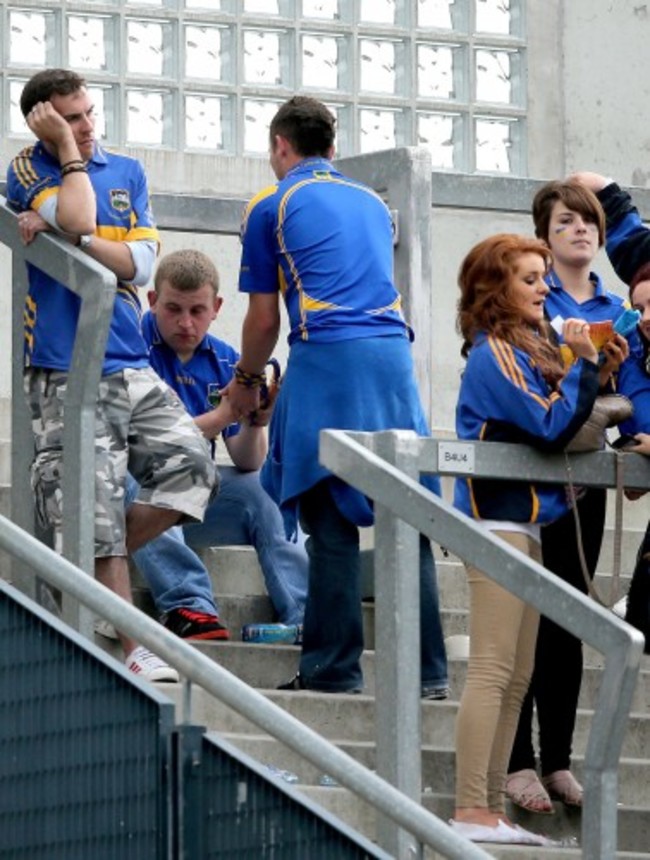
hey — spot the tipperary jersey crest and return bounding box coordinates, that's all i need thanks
[110,188,131,212]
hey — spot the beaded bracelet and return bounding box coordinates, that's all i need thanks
[233,365,266,388]
[61,164,88,177]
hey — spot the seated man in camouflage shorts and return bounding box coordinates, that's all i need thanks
[8,68,217,682]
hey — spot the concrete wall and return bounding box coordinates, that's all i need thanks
[561,1,650,186]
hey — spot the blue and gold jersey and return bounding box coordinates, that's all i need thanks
[142,311,240,441]
[454,332,599,524]
[239,157,410,345]
[7,142,159,374]
[544,268,626,334]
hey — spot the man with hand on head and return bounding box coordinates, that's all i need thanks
[7,69,217,682]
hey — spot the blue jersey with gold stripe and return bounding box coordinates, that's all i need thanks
[454,332,599,524]
[142,311,240,442]
[239,157,410,344]
[7,142,158,374]
[544,268,626,332]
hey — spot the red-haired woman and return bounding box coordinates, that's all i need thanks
[450,233,600,845]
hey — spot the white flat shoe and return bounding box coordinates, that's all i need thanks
[449,818,553,846]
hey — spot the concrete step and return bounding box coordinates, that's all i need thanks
[198,538,642,603]
[211,730,650,808]
[192,712,650,858]
[129,566,646,679]
[193,542,641,630]
[189,642,650,712]
[295,784,650,858]
[161,683,650,767]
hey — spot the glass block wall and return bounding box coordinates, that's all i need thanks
[0,0,526,174]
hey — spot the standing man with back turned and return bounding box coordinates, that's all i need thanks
[226,96,448,695]
[7,69,217,681]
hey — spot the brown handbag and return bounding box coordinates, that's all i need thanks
[565,394,633,453]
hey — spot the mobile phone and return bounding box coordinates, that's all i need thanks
[611,433,642,450]
[613,308,642,339]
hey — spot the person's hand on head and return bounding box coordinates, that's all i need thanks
[566,172,611,193]
[26,100,76,155]
[562,317,599,364]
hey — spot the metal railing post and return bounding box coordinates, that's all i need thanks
[9,248,36,598]
[370,430,423,860]
[335,148,434,417]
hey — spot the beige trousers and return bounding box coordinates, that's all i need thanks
[454,530,541,812]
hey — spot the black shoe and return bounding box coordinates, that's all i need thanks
[277,674,306,691]
[421,684,450,700]
[277,674,362,694]
[163,607,230,641]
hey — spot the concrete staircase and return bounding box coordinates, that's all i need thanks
[2,411,650,857]
[153,526,650,860]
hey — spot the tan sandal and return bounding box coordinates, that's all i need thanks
[505,768,555,815]
[542,770,583,807]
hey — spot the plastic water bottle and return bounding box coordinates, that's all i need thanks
[241,623,301,644]
[266,764,299,784]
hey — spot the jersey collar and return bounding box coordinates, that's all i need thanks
[286,156,334,177]
[546,268,608,299]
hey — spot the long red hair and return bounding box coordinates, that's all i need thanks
[457,233,565,386]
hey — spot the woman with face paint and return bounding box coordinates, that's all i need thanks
[570,173,650,657]
[505,181,630,815]
[571,171,650,446]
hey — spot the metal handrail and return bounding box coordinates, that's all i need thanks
[0,512,492,860]
[320,428,647,860]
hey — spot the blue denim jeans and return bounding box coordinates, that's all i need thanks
[129,467,309,625]
[298,479,448,692]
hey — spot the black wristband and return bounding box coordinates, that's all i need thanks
[61,164,88,177]
[60,158,85,170]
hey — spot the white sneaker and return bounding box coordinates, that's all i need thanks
[449,818,554,846]
[126,646,179,683]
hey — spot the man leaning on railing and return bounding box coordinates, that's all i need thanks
[6,68,217,682]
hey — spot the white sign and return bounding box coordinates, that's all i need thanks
[437,441,475,474]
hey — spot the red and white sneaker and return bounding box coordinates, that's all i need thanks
[163,607,230,641]
[126,646,179,683]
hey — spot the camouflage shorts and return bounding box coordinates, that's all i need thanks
[24,366,217,557]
